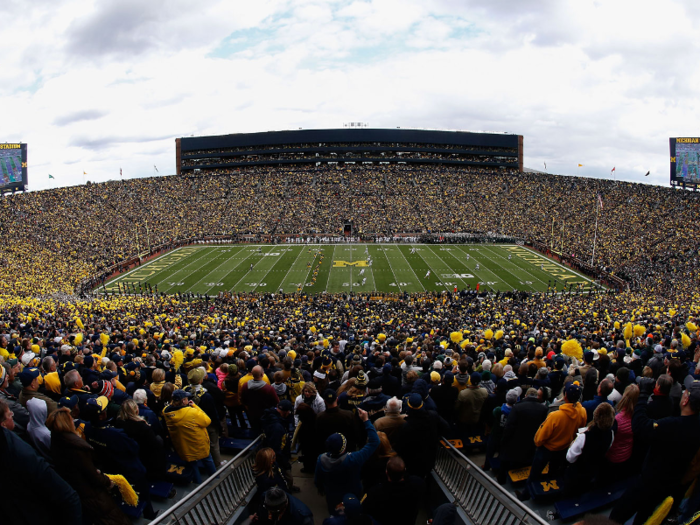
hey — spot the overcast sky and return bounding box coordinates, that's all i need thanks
[3,0,698,190]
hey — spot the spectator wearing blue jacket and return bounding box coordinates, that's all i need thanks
[582,379,614,422]
[315,407,379,514]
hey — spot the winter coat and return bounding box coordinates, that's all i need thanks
[501,397,548,464]
[315,420,379,513]
[294,392,326,426]
[1,428,82,525]
[393,408,449,478]
[261,407,292,469]
[534,402,587,451]
[163,402,211,462]
[114,417,167,477]
[85,421,147,483]
[0,387,30,437]
[455,386,488,424]
[582,395,614,422]
[19,387,58,416]
[240,379,279,421]
[50,430,131,525]
[26,397,52,460]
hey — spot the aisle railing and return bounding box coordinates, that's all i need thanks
[433,440,548,525]
[150,436,262,525]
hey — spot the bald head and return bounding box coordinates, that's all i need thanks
[252,366,264,380]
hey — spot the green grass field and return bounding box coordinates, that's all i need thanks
[102,244,602,295]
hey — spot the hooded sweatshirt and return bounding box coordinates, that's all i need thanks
[534,402,587,451]
[26,397,52,460]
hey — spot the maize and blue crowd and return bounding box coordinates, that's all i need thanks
[1,166,700,525]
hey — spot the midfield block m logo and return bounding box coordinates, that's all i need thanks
[333,261,368,267]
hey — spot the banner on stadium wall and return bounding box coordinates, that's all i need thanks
[670,138,700,188]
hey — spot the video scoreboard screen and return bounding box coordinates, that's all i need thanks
[0,143,27,192]
[670,138,700,187]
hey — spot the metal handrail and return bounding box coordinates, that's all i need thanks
[150,436,262,525]
[434,439,548,525]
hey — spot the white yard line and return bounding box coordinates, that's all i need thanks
[185,248,245,294]
[480,246,542,292]
[395,245,426,292]
[278,246,306,291]
[322,246,337,292]
[424,245,472,290]
[202,246,250,294]
[375,245,403,292]
[451,245,503,290]
[150,248,220,294]
[412,246,449,292]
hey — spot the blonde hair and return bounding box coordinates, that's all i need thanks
[253,447,276,478]
[616,383,639,416]
[46,408,78,435]
[117,399,145,423]
[152,369,165,382]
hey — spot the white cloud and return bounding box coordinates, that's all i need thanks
[0,0,697,190]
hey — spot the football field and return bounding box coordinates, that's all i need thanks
[102,244,602,295]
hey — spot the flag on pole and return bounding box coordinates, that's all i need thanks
[611,167,615,173]
[597,194,604,209]
[544,162,547,170]
[48,174,54,179]
[83,171,87,175]
[154,165,159,172]
[645,171,650,176]
[120,168,122,177]
[578,164,583,167]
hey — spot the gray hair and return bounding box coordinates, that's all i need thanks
[133,389,148,405]
[385,396,402,414]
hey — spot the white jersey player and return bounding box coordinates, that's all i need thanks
[425,270,431,278]
[475,263,480,270]
[359,268,365,275]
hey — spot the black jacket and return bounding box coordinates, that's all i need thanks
[392,409,449,478]
[1,428,82,525]
[315,406,358,451]
[500,397,548,464]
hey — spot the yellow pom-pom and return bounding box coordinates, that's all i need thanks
[171,350,184,371]
[106,474,138,507]
[460,339,470,349]
[634,325,646,338]
[74,333,83,346]
[614,321,620,330]
[514,320,520,326]
[406,337,413,344]
[322,339,329,348]
[682,333,692,349]
[100,333,110,346]
[495,330,504,340]
[310,326,317,333]
[484,329,493,340]
[378,333,386,342]
[645,496,674,525]
[244,345,253,352]
[561,339,583,360]
[440,340,448,348]
[623,322,633,342]
[687,322,698,332]
[450,332,463,344]
[75,318,84,330]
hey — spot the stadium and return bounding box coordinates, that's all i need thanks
[3,125,700,525]
[3,7,700,522]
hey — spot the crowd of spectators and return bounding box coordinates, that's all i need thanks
[1,165,699,299]
[2,283,700,523]
[1,164,700,523]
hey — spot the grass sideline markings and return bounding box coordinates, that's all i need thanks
[519,245,604,290]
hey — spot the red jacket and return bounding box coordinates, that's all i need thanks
[240,380,279,420]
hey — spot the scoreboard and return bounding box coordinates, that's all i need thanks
[670,138,700,188]
[0,143,27,192]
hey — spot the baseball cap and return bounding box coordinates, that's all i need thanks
[326,433,347,457]
[58,395,79,409]
[278,400,294,413]
[322,389,337,403]
[18,367,41,387]
[407,392,423,410]
[172,389,192,402]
